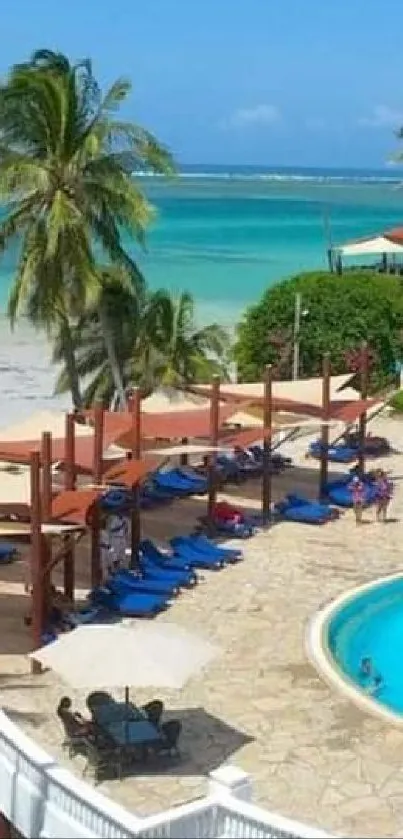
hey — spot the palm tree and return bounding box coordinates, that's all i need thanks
[0,48,173,408]
[153,291,230,387]
[53,280,230,407]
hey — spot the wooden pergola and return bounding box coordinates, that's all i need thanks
[0,348,378,654]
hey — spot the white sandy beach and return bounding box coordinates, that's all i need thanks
[0,413,402,837]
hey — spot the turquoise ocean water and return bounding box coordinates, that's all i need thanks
[2,164,403,325]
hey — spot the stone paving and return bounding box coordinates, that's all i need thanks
[2,416,403,837]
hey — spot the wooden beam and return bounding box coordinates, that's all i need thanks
[30,451,44,670]
[128,389,141,568]
[207,376,220,521]
[319,354,331,499]
[40,432,53,629]
[63,413,76,600]
[41,432,52,520]
[64,413,76,491]
[91,402,104,589]
[92,401,104,484]
[357,341,369,478]
[262,364,273,524]
[180,437,188,466]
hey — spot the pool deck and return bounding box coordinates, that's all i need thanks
[2,415,403,837]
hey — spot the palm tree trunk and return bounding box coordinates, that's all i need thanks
[98,303,127,410]
[58,315,82,409]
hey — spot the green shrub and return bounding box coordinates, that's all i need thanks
[234,270,403,389]
[389,389,403,413]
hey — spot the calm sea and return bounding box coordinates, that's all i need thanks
[1,164,403,325]
[1,163,403,423]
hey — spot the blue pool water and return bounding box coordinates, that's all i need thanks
[328,577,403,714]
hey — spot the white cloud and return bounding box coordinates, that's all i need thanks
[358,105,403,129]
[222,104,281,130]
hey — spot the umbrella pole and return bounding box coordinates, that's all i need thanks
[319,354,331,500]
[262,365,273,524]
[63,414,76,600]
[357,342,369,479]
[91,403,104,589]
[207,376,220,526]
[129,389,142,570]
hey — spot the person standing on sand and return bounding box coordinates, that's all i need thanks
[348,475,365,525]
[374,469,394,523]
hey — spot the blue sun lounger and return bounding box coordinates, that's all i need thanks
[154,470,207,495]
[91,585,168,616]
[109,569,179,597]
[325,477,378,507]
[140,553,197,587]
[140,539,196,572]
[309,441,358,463]
[0,543,18,563]
[275,494,337,524]
[170,537,225,569]
[175,535,243,563]
[190,533,243,560]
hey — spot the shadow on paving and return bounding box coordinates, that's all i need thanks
[87,707,253,782]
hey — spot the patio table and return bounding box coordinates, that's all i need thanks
[103,718,161,747]
[92,700,145,725]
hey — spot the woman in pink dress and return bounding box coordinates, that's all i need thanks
[348,475,365,525]
[374,469,393,523]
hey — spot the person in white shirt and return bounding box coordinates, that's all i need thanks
[108,514,129,570]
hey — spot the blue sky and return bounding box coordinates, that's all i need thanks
[2,0,403,168]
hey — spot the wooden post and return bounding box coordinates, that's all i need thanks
[41,432,52,520]
[129,389,141,568]
[207,376,220,521]
[40,432,52,628]
[180,437,188,466]
[63,414,76,600]
[93,402,104,485]
[357,341,369,479]
[0,813,11,839]
[91,402,104,589]
[319,354,331,499]
[262,365,273,524]
[30,451,44,668]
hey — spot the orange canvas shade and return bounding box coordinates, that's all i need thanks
[51,489,103,526]
[187,385,378,424]
[85,404,241,445]
[0,428,119,472]
[103,456,163,487]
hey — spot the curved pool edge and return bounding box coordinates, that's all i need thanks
[305,572,403,727]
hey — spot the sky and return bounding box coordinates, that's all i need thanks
[2,0,403,169]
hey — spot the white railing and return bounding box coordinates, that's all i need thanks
[0,709,334,839]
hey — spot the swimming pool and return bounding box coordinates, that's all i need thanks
[307,574,403,722]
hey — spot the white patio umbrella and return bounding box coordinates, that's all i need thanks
[29,621,219,691]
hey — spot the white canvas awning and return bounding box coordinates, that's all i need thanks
[338,235,403,257]
[204,374,358,409]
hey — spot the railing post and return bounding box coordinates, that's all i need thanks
[209,765,253,803]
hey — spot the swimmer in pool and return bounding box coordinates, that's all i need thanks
[369,673,383,695]
[359,657,373,677]
[360,658,383,693]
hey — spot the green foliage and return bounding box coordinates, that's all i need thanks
[0,48,174,406]
[234,270,403,386]
[389,389,403,413]
[53,275,230,407]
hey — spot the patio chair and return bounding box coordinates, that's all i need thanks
[159,719,182,757]
[141,699,164,727]
[56,697,91,758]
[82,735,122,783]
[86,691,113,715]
